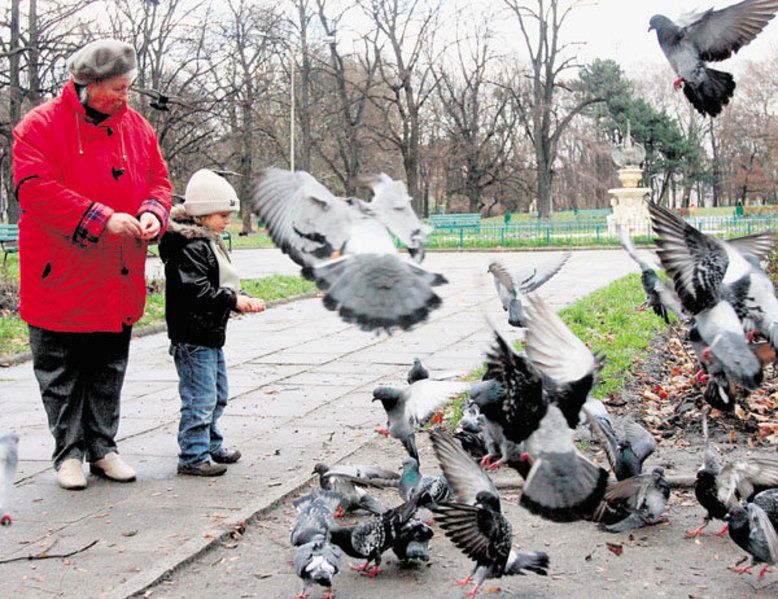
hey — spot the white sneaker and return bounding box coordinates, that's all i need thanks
[57,459,87,490]
[90,452,136,482]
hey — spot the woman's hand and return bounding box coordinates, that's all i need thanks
[106,213,142,237]
[236,296,266,313]
[138,213,162,240]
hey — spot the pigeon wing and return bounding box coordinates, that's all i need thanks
[727,231,776,261]
[0,432,18,513]
[434,502,511,569]
[747,503,778,564]
[518,251,571,293]
[622,420,657,464]
[717,458,778,506]
[431,430,498,506]
[684,0,778,63]
[253,168,354,269]
[406,380,471,424]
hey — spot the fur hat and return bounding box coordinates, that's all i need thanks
[68,39,137,85]
[184,169,240,216]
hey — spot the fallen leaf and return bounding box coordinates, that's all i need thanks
[606,542,623,556]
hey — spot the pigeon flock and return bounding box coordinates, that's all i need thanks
[250,160,778,596]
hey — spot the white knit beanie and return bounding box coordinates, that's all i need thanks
[184,169,240,216]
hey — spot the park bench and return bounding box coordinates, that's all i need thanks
[0,224,18,264]
[428,213,481,232]
[221,231,232,251]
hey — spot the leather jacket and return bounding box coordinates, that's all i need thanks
[159,205,237,348]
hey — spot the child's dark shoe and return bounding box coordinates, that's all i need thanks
[211,447,241,464]
[177,461,227,476]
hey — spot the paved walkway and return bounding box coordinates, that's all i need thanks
[0,248,638,598]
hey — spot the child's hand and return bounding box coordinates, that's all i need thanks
[236,296,266,313]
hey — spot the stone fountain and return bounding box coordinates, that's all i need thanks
[606,123,652,236]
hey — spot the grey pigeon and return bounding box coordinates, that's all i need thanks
[372,379,470,463]
[407,358,430,384]
[398,457,451,509]
[753,488,778,528]
[583,403,656,481]
[596,468,671,533]
[649,201,763,393]
[328,498,418,577]
[454,401,489,460]
[0,432,19,526]
[649,0,778,117]
[430,430,549,596]
[487,252,570,327]
[293,533,342,598]
[290,490,341,546]
[688,322,738,411]
[688,414,778,537]
[312,463,399,517]
[391,518,434,564]
[726,503,778,578]
[618,225,687,324]
[253,168,445,332]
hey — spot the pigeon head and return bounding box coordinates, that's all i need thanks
[724,506,748,525]
[469,380,503,408]
[648,14,672,33]
[486,262,500,275]
[475,490,501,513]
[401,457,420,473]
[372,386,403,410]
[312,463,330,476]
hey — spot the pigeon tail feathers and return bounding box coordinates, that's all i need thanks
[682,68,735,117]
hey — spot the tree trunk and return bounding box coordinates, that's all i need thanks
[28,0,41,106]
[709,119,722,208]
[7,0,23,223]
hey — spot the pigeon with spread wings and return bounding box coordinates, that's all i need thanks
[253,168,446,332]
[649,0,778,117]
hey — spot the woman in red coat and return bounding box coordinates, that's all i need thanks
[12,39,172,490]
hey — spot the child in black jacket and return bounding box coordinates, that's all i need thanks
[159,169,264,476]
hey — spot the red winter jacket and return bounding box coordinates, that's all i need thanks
[12,79,172,332]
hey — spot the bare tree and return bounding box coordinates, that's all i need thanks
[503,0,602,218]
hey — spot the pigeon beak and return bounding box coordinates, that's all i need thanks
[648,25,654,32]
[408,245,425,263]
[371,396,379,402]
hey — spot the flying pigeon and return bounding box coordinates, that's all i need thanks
[391,518,434,564]
[312,463,399,517]
[290,490,341,546]
[487,252,570,327]
[0,432,19,526]
[648,201,763,392]
[293,533,341,599]
[584,404,656,481]
[328,498,418,577]
[372,379,470,463]
[649,0,778,117]
[132,87,188,111]
[596,468,671,533]
[687,415,778,537]
[407,358,430,384]
[253,168,445,332]
[430,431,549,597]
[398,457,452,509]
[618,225,687,324]
[726,503,778,578]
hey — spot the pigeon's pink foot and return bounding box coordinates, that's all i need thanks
[375,428,391,437]
[424,518,435,526]
[485,459,504,471]
[333,506,346,519]
[730,564,753,575]
[479,455,493,468]
[694,370,710,385]
[701,347,713,365]
[465,585,481,598]
[456,575,472,587]
[758,565,771,579]
[359,566,381,577]
[0,514,11,526]
[321,590,336,599]
[293,593,307,599]
[673,77,683,90]
[685,522,708,538]
[716,523,730,537]
[350,563,371,572]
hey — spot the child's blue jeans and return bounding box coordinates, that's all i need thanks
[170,342,228,467]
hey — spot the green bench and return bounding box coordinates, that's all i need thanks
[0,224,18,264]
[222,231,232,251]
[428,213,481,232]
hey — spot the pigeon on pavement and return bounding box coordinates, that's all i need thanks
[596,468,671,533]
[649,0,778,117]
[688,415,778,537]
[487,252,570,327]
[584,404,656,481]
[328,498,419,577]
[0,432,19,526]
[649,201,763,393]
[391,518,434,564]
[312,463,399,517]
[372,379,470,463]
[398,457,452,509]
[253,168,446,332]
[430,430,549,597]
[407,358,430,384]
[293,533,341,599]
[726,503,778,578]
[618,225,686,324]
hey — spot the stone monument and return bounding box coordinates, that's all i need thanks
[606,122,652,236]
